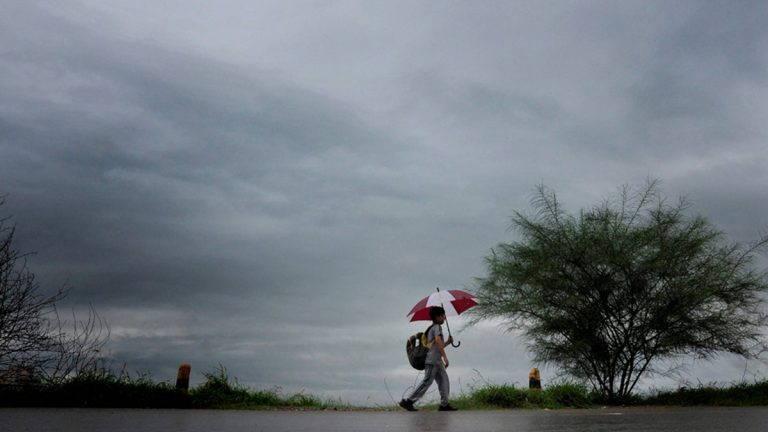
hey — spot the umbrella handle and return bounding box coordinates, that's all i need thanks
[443,315,461,348]
[437,287,463,349]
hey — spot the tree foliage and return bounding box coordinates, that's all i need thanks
[0,198,108,383]
[472,181,768,401]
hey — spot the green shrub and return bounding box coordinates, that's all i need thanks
[542,381,593,408]
[525,388,546,406]
[249,389,283,406]
[189,366,251,407]
[472,384,528,408]
[450,380,594,409]
[188,366,325,409]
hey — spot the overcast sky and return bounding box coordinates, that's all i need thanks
[2,1,768,405]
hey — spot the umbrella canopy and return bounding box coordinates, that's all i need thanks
[407,289,477,322]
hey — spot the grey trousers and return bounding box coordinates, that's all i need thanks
[408,362,450,406]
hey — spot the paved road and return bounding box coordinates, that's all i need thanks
[3,406,768,431]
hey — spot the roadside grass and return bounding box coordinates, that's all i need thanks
[188,366,336,409]
[0,367,190,408]
[641,380,768,407]
[4,366,768,409]
[444,380,594,410]
[434,379,768,409]
[0,365,348,410]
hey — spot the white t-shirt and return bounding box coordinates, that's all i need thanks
[425,324,443,365]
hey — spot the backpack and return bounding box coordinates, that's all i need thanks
[406,324,435,370]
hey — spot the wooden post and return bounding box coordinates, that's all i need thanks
[528,368,541,390]
[176,364,191,391]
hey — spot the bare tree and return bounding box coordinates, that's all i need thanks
[43,303,110,381]
[0,198,109,383]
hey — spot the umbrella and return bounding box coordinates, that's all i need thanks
[407,287,477,347]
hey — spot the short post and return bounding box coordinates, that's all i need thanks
[528,368,541,390]
[176,363,191,392]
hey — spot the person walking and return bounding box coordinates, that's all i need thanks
[400,306,458,411]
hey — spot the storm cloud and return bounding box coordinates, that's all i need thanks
[2,1,768,403]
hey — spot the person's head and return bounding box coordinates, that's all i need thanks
[429,306,446,324]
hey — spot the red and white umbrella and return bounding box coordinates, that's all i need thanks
[407,288,477,322]
[406,288,477,347]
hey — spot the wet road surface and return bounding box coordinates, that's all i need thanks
[3,406,767,431]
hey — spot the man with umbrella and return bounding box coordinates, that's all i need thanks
[399,305,459,411]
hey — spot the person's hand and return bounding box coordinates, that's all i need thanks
[446,336,454,346]
[443,358,450,368]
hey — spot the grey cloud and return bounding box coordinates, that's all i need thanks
[668,158,768,242]
[1,7,438,374]
[623,2,768,155]
[2,1,768,404]
[669,1,768,81]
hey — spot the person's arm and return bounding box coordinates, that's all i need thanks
[434,334,449,368]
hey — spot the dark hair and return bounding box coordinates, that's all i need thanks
[429,306,445,322]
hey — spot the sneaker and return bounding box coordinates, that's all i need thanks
[399,399,418,411]
[438,404,458,411]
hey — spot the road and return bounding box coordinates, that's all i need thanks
[2,406,767,432]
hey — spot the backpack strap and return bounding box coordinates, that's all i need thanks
[421,324,436,348]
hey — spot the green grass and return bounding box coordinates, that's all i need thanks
[641,381,768,407]
[448,380,594,410]
[188,366,330,409]
[0,368,190,408]
[4,366,768,409]
[0,366,340,410]
[447,379,768,409]
[444,380,768,409]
